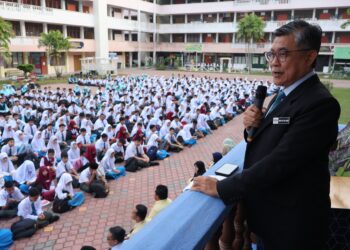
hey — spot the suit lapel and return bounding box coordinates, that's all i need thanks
[252,75,319,140]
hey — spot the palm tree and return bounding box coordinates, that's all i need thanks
[236,13,265,73]
[0,17,15,60]
[38,30,71,77]
[340,8,350,29]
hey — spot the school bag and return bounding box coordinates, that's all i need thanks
[52,197,71,213]
[11,219,37,240]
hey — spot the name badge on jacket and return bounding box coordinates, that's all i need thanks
[273,117,290,125]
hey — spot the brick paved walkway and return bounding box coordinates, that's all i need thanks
[0,113,246,250]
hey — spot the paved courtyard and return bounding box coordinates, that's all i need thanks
[0,105,246,250]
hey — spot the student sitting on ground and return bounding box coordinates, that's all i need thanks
[127,204,148,239]
[39,149,56,169]
[147,184,172,222]
[124,137,158,172]
[164,128,184,152]
[0,152,15,176]
[1,138,19,166]
[107,226,126,250]
[53,173,85,213]
[0,181,24,219]
[31,164,56,201]
[100,149,126,180]
[79,163,109,198]
[110,139,125,163]
[13,160,36,194]
[56,152,79,188]
[17,187,59,229]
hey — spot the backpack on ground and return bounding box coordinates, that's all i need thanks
[11,219,37,240]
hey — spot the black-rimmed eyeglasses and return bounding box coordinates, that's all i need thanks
[264,49,313,62]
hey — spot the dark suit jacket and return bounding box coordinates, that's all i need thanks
[217,74,340,250]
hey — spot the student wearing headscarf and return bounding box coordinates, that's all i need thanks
[222,138,235,156]
[30,131,47,157]
[68,141,80,164]
[208,152,223,167]
[0,153,15,176]
[159,120,171,138]
[67,120,79,141]
[32,164,56,201]
[54,173,85,213]
[13,160,36,194]
[176,124,196,146]
[100,149,126,180]
[1,124,15,142]
[46,136,61,161]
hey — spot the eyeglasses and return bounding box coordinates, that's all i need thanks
[264,49,313,62]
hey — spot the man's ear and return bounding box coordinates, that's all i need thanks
[307,50,318,67]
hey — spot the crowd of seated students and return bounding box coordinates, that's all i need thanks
[0,74,276,245]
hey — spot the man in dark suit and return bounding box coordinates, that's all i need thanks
[192,20,341,250]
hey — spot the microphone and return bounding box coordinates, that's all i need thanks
[247,85,267,143]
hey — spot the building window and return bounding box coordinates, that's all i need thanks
[84,28,94,39]
[4,52,24,68]
[47,24,63,33]
[45,0,61,8]
[9,21,21,36]
[187,34,200,43]
[67,26,80,39]
[22,0,40,6]
[25,22,43,37]
[173,34,185,43]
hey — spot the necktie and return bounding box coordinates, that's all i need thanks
[8,193,13,198]
[62,132,64,141]
[64,164,68,172]
[103,142,106,149]
[9,147,12,157]
[30,125,34,136]
[136,146,140,156]
[83,136,86,144]
[266,90,286,116]
[31,202,37,216]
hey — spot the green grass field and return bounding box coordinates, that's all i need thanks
[331,88,350,124]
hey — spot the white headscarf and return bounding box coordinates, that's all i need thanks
[100,148,115,172]
[13,160,36,184]
[47,135,61,158]
[68,141,80,163]
[102,124,114,139]
[2,124,14,140]
[177,124,192,141]
[55,172,74,199]
[0,152,15,175]
[159,120,171,138]
[31,131,46,151]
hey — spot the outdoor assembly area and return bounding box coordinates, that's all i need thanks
[0,73,280,249]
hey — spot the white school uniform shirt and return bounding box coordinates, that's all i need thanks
[0,187,24,207]
[95,138,110,152]
[76,134,91,145]
[79,168,92,184]
[55,130,67,142]
[147,132,159,149]
[56,161,73,179]
[1,144,18,157]
[94,118,107,131]
[124,142,144,161]
[18,196,43,220]
[23,124,37,139]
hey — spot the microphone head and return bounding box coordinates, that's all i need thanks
[255,85,267,99]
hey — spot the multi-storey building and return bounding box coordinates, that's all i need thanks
[0,0,349,77]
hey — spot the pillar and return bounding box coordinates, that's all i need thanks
[42,24,47,36]
[63,25,67,38]
[93,0,109,59]
[129,52,133,68]
[41,0,45,8]
[80,27,84,39]
[61,0,65,10]
[312,9,316,20]
[20,21,26,37]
